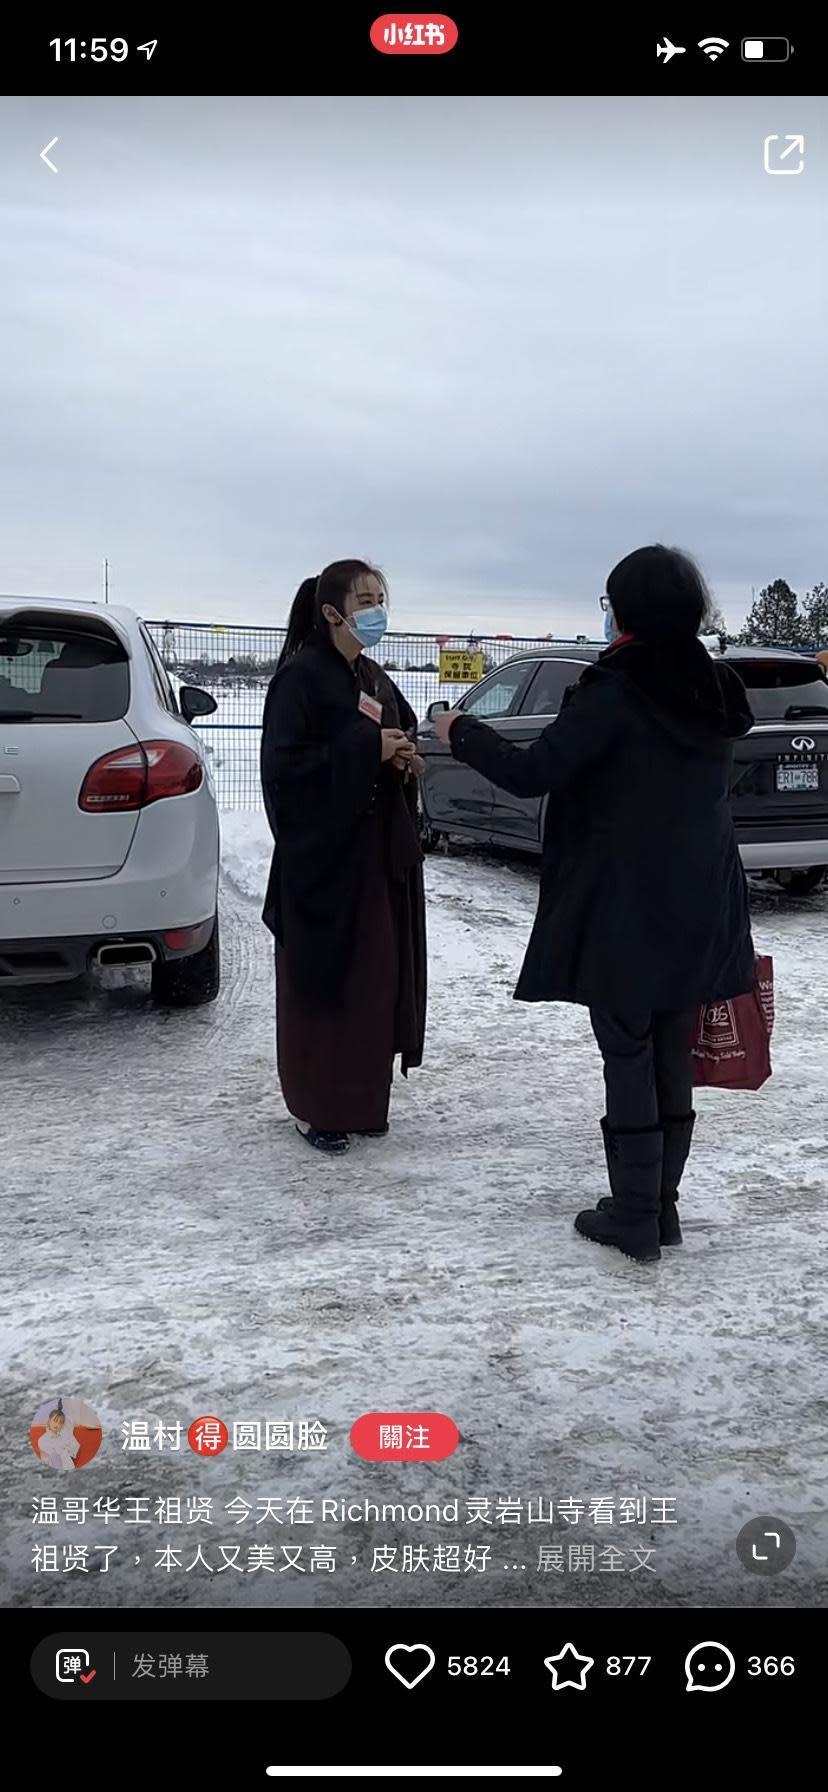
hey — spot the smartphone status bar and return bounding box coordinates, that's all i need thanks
[2,17,826,94]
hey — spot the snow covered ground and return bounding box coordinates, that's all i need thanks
[2,818,827,1613]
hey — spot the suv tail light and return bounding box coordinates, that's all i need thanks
[79,741,203,811]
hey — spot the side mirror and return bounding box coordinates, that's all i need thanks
[179,684,218,722]
[426,699,450,721]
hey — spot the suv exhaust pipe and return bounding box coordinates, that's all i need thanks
[96,941,157,967]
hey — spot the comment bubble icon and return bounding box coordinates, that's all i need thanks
[684,1641,736,1693]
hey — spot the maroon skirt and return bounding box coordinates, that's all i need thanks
[275,842,399,1134]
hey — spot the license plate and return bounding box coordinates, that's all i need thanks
[776,764,819,793]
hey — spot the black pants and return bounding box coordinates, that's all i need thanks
[589,1008,695,1133]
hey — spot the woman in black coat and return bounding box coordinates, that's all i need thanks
[434,545,755,1263]
[261,562,427,1155]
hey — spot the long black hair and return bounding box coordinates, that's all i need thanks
[606,545,712,643]
[277,560,388,669]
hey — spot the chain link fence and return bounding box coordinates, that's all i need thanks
[146,620,592,809]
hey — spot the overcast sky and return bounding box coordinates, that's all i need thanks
[0,95,824,636]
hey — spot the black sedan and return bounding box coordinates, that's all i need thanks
[418,643,828,895]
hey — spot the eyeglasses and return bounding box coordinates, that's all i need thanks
[599,595,611,612]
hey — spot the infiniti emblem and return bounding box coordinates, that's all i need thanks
[790,736,816,752]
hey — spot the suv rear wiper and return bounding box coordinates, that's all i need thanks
[0,709,83,720]
[784,705,828,719]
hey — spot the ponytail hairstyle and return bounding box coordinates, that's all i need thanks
[276,577,320,669]
[277,560,388,669]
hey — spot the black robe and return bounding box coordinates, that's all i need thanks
[261,638,426,1075]
[449,637,756,1015]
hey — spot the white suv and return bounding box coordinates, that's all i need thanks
[0,596,221,1006]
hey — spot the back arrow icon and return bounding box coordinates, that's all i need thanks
[40,137,59,173]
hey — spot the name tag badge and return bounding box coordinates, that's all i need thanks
[358,691,383,725]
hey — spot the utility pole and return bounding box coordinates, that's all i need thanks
[103,558,110,605]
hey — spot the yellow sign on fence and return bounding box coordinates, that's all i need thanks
[438,648,485,685]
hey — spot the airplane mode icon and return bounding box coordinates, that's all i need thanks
[657,38,686,64]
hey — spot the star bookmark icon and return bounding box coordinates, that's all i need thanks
[543,1642,595,1691]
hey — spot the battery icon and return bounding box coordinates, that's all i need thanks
[742,37,792,61]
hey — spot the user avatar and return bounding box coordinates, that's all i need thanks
[30,1395,103,1471]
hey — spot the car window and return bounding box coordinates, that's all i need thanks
[140,625,179,714]
[520,658,591,717]
[739,659,828,721]
[0,627,129,722]
[461,665,531,719]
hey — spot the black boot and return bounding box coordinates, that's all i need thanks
[295,1124,350,1155]
[575,1126,663,1262]
[658,1113,695,1246]
[596,1114,693,1246]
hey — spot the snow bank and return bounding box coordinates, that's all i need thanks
[220,810,272,902]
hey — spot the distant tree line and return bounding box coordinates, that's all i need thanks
[380,659,460,674]
[175,652,456,681]
[176,655,280,685]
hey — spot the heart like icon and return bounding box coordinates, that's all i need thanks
[385,1643,436,1690]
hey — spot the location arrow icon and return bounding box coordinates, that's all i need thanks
[40,137,59,173]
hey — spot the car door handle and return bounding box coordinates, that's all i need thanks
[0,775,21,793]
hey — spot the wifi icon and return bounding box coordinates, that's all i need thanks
[698,36,730,60]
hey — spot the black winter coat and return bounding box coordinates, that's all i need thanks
[449,637,756,1014]
[260,638,427,1070]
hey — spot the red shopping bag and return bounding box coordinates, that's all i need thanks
[692,955,774,1091]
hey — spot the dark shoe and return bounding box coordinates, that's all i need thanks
[597,1114,693,1246]
[296,1124,350,1155]
[354,1124,390,1138]
[576,1127,663,1262]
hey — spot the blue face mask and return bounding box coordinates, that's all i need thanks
[349,605,388,649]
[603,606,618,644]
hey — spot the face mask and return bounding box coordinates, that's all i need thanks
[603,606,618,644]
[349,605,388,649]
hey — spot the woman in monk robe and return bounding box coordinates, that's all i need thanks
[261,561,427,1154]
